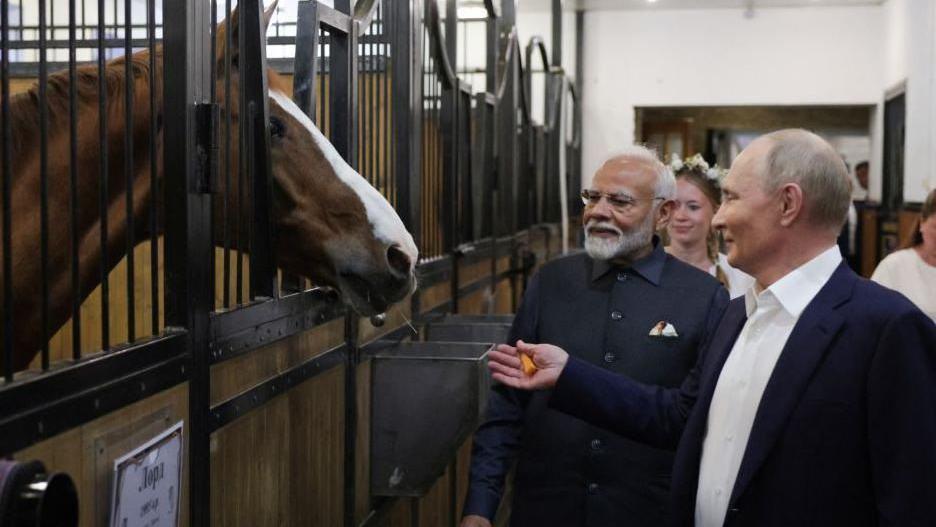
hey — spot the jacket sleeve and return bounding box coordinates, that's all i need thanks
[549,285,729,450]
[867,307,936,526]
[462,272,541,520]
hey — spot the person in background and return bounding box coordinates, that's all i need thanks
[460,147,728,527]
[837,159,863,271]
[666,154,754,298]
[872,188,936,321]
[853,160,869,200]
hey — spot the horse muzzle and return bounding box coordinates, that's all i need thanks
[336,243,416,316]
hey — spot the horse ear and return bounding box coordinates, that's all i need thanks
[263,0,280,34]
[215,1,276,71]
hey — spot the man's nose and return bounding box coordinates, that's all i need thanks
[711,206,726,230]
[589,197,615,219]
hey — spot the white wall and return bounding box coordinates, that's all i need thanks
[876,0,936,203]
[580,6,884,186]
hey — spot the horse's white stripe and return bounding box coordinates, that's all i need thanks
[269,90,418,263]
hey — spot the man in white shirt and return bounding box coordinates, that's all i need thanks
[487,129,936,526]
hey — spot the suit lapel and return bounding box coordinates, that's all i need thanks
[727,264,856,507]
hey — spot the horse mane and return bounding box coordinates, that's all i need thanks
[2,48,163,169]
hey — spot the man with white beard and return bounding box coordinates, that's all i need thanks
[461,146,730,527]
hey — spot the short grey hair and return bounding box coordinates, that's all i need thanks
[606,144,676,201]
[760,129,852,231]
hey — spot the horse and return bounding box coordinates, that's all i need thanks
[0,2,418,372]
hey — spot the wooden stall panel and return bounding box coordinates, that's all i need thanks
[356,359,373,524]
[211,366,345,527]
[289,366,347,526]
[15,384,189,527]
[210,317,345,405]
[417,465,453,527]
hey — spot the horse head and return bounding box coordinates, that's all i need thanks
[215,2,418,315]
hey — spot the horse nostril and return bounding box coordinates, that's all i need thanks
[386,244,412,278]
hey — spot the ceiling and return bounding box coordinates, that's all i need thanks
[518,0,886,12]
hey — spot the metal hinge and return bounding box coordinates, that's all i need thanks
[194,102,219,194]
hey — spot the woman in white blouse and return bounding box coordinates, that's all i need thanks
[665,154,754,299]
[872,189,936,321]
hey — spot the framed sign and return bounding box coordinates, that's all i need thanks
[109,421,183,527]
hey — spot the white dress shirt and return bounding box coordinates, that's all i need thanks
[694,245,843,527]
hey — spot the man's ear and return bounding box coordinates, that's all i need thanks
[655,199,675,230]
[777,183,804,227]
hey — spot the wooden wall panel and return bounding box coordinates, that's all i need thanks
[288,366,346,526]
[211,366,345,527]
[15,384,189,527]
[417,466,452,527]
[210,318,345,406]
[355,359,373,524]
[898,209,920,248]
[419,280,452,313]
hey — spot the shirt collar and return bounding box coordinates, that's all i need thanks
[743,245,843,318]
[591,236,666,286]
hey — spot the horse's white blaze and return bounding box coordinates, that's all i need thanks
[270,90,418,266]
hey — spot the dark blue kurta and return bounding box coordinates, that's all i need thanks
[463,242,728,527]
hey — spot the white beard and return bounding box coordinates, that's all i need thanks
[584,213,656,261]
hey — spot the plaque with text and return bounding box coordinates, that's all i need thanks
[109,421,183,527]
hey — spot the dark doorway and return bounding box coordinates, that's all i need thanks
[881,92,906,213]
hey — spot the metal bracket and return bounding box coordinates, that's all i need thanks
[193,102,219,194]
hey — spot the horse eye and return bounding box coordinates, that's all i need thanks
[269,116,286,138]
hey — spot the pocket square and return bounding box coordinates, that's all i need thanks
[649,321,678,337]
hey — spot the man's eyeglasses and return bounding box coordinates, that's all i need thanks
[580,189,665,212]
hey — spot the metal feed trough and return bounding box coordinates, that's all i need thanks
[369,340,491,496]
[421,314,514,344]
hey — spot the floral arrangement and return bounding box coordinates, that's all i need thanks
[669,153,727,185]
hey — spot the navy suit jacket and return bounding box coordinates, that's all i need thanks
[551,263,936,526]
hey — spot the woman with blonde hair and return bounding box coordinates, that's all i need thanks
[872,189,936,321]
[665,154,753,298]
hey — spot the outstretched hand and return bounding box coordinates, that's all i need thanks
[487,339,569,390]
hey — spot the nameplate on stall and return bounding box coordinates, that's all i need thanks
[109,421,183,527]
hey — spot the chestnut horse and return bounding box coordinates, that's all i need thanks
[0,3,417,371]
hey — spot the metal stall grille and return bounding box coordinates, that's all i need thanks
[1,0,168,375]
[420,25,443,260]
[0,0,583,524]
[0,0,187,460]
[357,1,395,208]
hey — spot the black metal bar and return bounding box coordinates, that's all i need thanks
[39,0,50,370]
[98,0,110,351]
[70,0,81,357]
[293,0,319,119]
[391,0,419,248]
[1,0,12,382]
[0,332,188,456]
[209,343,347,431]
[147,0,158,336]
[209,289,345,364]
[240,0,276,300]
[162,0,212,523]
[380,2,389,206]
[222,0,232,309]
[124,0,136,343]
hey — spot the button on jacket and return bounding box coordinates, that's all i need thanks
[463,242,729,527]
